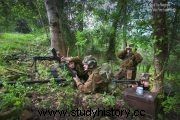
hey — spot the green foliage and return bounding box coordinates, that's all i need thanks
[0,33,34,52]
[0,0,47,32]
[0,33,34,64]
[162,95,180,114]
[36,64,51,80]
[0,83,30,111]
[36,84,50,95]
[162,44,180,114]
[0,33,48,88]
[0,0,179,119]
[76,31,87,46]
[102,93,116,107]
[57,86,75,111]
[75,31,88,56]
[162,74,180,114]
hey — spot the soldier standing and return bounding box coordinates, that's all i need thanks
[115,44,143,83]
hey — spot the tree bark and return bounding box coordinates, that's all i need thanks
[106,0,123,61]
[45,0,67,56]
[59,0,76,54]
[122,0,128,50]
[152,0,168,92]
[106,21,117,61]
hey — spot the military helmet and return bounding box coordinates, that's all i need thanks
[140,73,151,81]
[82,55,97,69]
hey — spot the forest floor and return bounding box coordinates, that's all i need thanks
[0,33,179,120]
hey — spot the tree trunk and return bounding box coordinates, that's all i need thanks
[45,0,67,56]
[122,0,128,50]
[59,0,76,54]
[152,0,168,92]
[106,20,117,61]
[106,0,123,61]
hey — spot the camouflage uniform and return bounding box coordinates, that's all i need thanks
[74,67,108,94]
[69,56,88,81]
[115,49,143,81]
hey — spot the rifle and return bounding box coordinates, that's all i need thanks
[111,79,141,88]
[0,49,77,88]
[0,78,66,87]
[112,79,140,84]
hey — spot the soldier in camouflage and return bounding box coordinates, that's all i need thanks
[115,44,143,82]
[61,56,88,81]
[73,55,108,94]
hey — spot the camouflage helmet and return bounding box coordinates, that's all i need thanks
[140,73,151,81]
[82,55,97,69]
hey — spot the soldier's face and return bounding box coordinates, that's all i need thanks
[83,64,88,71]
[127,48,132,54]
[143,81,149,87]
[68,62,75,69]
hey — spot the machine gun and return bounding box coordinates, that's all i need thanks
[112,73,151,85]
[0,78,66,87]
[33,48,77,78]
[110,79,140,89]
[0,49,77,88]
[112,78,150,90]
[111,79,140,87]
[32,48,60,72]
[112,79,140,84]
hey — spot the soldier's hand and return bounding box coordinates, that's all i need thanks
[61,56,66,62]
[73,75,80,82]
[61,56,72,62]
[143,81,149,87]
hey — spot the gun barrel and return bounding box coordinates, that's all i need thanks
[112,79,139,83]
[33,56,58,61]
[0,78,66,87]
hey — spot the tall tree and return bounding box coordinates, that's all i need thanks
[152,0,168,92]
[106,0,130,60]
[60,0,77,53]
[106,0,122,60]
[44,0,67,56]
[121,0,128,49]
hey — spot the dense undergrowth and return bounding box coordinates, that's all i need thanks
[0,33,179,120]
[0,33,124,120]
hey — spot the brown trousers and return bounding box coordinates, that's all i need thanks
[114,68,137,82]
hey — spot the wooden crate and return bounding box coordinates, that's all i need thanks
[123,88,158,119]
